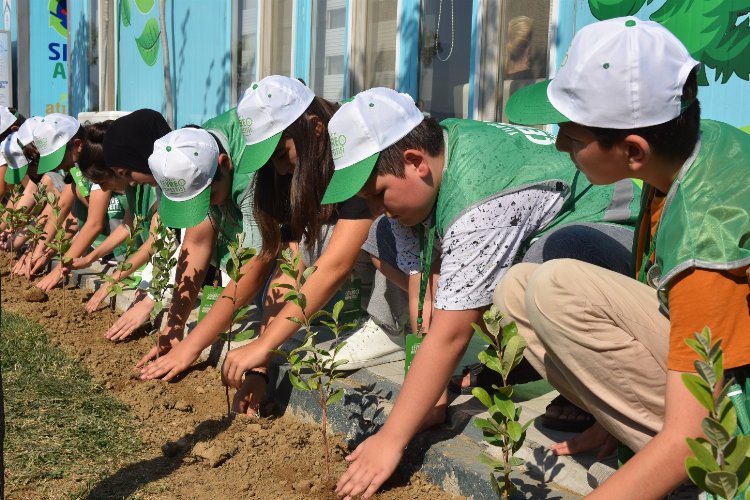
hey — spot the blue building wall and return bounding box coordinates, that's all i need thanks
[117,0,231,127]
[29,0,70,117]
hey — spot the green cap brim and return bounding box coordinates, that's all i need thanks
[37,145,66,174]
[239,131,282,174]
[159,186,212,229]
[4,164,28,184]
[321,152,379,205]
[505,80,570,126]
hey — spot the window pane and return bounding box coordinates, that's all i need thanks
[498,0,551,122]
[237,0,258,97]
[418,0,472,120]
[364,0,397,89]
[270,0,293,76]
[311,0,347,101]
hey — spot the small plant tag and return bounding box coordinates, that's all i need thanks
[198,284,224,321]
[404,333,424,374]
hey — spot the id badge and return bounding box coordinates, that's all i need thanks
[198,285,224,321]
[404,333,424,374]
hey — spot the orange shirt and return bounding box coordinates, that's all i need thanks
[636,189,750,371]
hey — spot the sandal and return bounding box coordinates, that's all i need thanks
[448,358,540,395]
[541,395,595,433]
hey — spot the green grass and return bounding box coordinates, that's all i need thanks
[1,311,141,497]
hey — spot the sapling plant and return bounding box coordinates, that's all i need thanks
[470,305,531,500]
[44,191,73,323]
[272,247,356,478]
[101,215,144,310]
[23,184,51,274]
[219,232,256,417]
[683,327,750,500]
[3,184,30,276]
[146,217,179,357]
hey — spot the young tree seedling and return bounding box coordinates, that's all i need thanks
[24,184,51,274]
[470,305,531,500]
[101,215,145,310]
[146,217,179,358]
[219,232,256,417]
[44,191,72,324]
[3,185,30,277]
[683,327,750,500]
[272,247,356,478]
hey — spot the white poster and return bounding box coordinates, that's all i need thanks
[0,30,11,107]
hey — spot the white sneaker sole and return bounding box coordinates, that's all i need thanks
[338,349,406,371]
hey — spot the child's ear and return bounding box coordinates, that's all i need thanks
[310,115,325,138]
[403,149,428,177]
[623,134,650,174]
[218,153,233,173]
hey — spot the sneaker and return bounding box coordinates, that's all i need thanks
[321,317,405,371]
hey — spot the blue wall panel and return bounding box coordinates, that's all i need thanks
[68,0,90,117]
[29,0,69,117]
[118,0,231,127]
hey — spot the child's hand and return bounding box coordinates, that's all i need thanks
[36,264,64,291]
[28,252,51,278]
[221,341,273,389]
[140,337,201,381]
[105,296,153,341]
[12,252,30,276]
[86,283,113,312]
[135,328,184,369]
[335,432,404,499]
[70,256,91,270]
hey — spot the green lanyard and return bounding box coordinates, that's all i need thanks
[416,223,436,336]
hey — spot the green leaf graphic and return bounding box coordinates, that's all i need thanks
[135,17,161,66]
[135,0,155,14]
[120,0,131,27]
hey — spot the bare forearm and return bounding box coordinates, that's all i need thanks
[83,224,130,263]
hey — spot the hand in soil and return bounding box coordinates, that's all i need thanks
[135,329,184,369]
[231,369,267,417]
[70,256,91,270]
[29,252,52,278]
[12,252,31,277]
[36,263,66,291]
[549,421,618,459]
[221,341,273,389]
[106,297,154,341]
[139,337,200,381]
[336,432,404,499]
[86,282,114,312]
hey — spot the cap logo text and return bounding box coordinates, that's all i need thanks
[330,133,347,160]
[162,177,187,195]
[240,117,253,136]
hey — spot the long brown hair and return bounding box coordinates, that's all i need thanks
[253,96,339,259]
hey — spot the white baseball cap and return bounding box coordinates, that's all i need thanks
[16,116,43,147]
[506,17,699,128]
[33,113,81,173]
[2,132,30,184]
[236,75,315,173]
[148,128,219,228]
[0,106,17,136]
[321,87,424,204]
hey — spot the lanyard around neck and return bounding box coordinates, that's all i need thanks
[416,223,436,336]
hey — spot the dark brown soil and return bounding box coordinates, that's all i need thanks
[0,256,463,500]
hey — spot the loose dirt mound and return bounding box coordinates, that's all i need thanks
[0,256,462,499]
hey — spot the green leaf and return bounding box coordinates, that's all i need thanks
[135,17,161,66]
[477,453,502,469]
[489,473,502,498]
[507,420,523,442]
[501,334,525,378]
[120,0,131,27]
[326,388,344,406]
[694,360,717,388]
[301,265,317,284]
[718,399,738,438]
[272,283,295,290]
[682,373,715,412]
[473,417,498,432]
[471,387,493,408]
[477,350,502,375]
[686,438,720,471]
[508,456,525,467]
[494,398,516,421]
[702,417,731,450]
[231,329,256,343]
[705,471,738,500]
[283,290,299,303]
[724,435,750,470]
[289,371,309,391]
[135,0,154,14]
[331,300,344,322]
[471,322,495,346]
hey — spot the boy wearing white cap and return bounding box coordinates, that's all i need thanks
[324,85,641,497]
[132,118,263,366]
[494,17,750,498]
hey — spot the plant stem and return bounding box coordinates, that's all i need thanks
[320,386,330,478]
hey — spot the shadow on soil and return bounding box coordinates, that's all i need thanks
[85,417,232,500]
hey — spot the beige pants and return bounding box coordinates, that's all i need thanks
[493,259,670,452]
